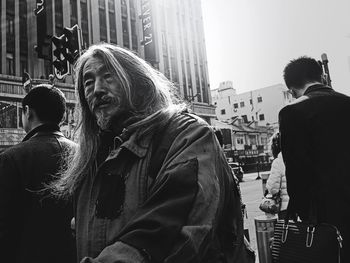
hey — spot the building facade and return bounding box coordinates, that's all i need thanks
[0,0,214,151]
[212,118,274,173]
[211,81,294,127]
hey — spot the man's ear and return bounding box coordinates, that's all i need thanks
[24,105,35,120]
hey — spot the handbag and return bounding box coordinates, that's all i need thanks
[259,177,282,214]
[271,202,343,263]
[259,193,281,214]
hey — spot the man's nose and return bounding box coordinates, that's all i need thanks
[94,77,107,96]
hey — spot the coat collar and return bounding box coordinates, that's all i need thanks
[105,129,154,161]
[304,83,333,96]
[22,123,61,142]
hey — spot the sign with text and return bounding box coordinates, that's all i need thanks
[233,149,259,156]
[141,0,157,63]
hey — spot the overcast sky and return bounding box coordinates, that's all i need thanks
[201,0,350,95]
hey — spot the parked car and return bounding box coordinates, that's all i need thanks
[228,162,244,182]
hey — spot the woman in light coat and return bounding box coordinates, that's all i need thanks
[266,133,289,219]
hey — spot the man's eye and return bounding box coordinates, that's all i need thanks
[84,79,93,87]
[104,73,113,80]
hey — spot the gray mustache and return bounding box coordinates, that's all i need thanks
[91,96,113,111]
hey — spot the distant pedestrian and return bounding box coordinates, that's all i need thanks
[0,84,76,262]
[280,56,350,262]
[266,132,289,219]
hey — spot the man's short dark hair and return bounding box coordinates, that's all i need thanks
[283,56,323,89]
[22,84,66,124]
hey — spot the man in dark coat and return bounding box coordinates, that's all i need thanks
[279,56,350,262]
[0,84,76,262]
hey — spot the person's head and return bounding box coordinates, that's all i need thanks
[270,132,281,159]
[21,84,66,133]
[283,56,323,98]
[74,43,177,132]
[52,43,185,198]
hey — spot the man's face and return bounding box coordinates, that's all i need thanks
[83,56,126,130]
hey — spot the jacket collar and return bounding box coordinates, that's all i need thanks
[22,123,61,142]
[304,83,333,96]
[104,129,154,161]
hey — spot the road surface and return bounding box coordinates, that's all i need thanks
[240,172,271,262]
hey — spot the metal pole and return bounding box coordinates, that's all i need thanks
[321,53,332,87]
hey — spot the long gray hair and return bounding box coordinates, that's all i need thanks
[53,43,186,198]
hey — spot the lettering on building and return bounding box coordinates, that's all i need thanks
[141,0,157,62]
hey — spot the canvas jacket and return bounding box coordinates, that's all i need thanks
[75,113,246,263]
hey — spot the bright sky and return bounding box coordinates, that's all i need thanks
[202,0,350,95]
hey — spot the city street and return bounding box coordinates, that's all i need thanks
[240,172,269,258]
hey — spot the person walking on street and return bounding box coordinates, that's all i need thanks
[266,132,289,219]
[279,56,350,262]
[0,84,77,262]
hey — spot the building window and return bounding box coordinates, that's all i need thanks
[241,115,248,123]
[237,137,244,145]
[55,0,63,27]
[131,21,138,51]
[70,0,78,25]
[240,101,245,108]
[98,0,105,9]
[6,53,14,75]
[121,0,127,17]
[44,60,52,78]
[257,96,263,103]
[250,99,252,105]
[20,57,28,75]
[249,135,257,145]
[99,0,107,41]
[19,0,28,73]
[259,114,265,121]
[81,0,89,48]
[109,12,117,44]
[228,96,231,104]
[233,103,238,109]
[122,17,129,48]
[6,16,15,35]
[0,101,20,128]
[171,57,178,83]
[221,109,226,115]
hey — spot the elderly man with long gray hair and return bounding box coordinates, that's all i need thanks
[53,43,253,263]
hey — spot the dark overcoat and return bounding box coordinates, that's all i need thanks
[279,84,350,262]
[0,124,76,263]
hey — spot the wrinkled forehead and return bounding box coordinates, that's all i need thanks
[82,56,107,76]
